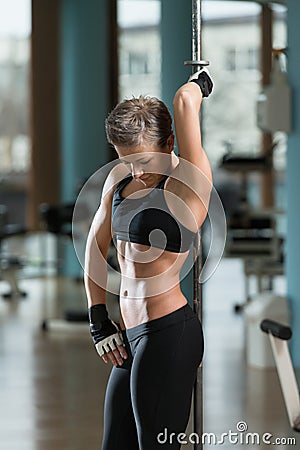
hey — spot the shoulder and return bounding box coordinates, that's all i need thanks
[101,163,130,201]
[90,163,129,232]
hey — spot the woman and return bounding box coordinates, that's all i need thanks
[84,69,213,449]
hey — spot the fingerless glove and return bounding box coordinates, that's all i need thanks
[189,68,213,98]
[89,304,124,357]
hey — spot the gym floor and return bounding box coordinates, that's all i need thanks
[0,258,299,450]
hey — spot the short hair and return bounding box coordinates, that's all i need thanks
[105,95,173,149]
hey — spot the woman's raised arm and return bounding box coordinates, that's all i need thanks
[173,70,213,183]
[171,70,214,227]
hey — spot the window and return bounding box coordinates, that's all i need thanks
[117,0,161,99]
[128,52,149,75]
[0,0,31,174]
[121,51,150,75]
[225,47,259,72]
[226,48,237,71]
[202,0,287,169]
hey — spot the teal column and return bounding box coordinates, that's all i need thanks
[287,0,300,366]
[160,0,192,112]
[61,0,109,200]
[160,0,193,306]
[60,0,110,275]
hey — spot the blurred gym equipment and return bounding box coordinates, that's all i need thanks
[39,202,121,331]
[261,319,300,432]
[0,204,27,299]
[220,141,284,312]
[39,202,84,330]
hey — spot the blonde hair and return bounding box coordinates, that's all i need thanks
[105,95,173,149]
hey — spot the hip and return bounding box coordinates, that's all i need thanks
[123,303,204,365]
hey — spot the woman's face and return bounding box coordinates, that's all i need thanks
[115,136,174,185]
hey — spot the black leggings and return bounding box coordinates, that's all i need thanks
[102,303,204,450]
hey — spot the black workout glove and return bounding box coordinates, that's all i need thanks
[189,68,213,97]
[88,304,124,357]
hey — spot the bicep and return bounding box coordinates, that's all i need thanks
[86,163,128,255]
[86,195,112,259]
[84,195,113,296]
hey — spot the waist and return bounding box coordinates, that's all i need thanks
[125,303,196,342]
[119,284,187,329]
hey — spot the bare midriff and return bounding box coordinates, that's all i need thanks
[116,239,189,329]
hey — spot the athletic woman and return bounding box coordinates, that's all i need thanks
[84,69,213,449]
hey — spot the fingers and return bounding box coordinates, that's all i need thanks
[188,67,214,98]
[96,332,128,366]
[117,344,128,360]
[101,345,128,366]
[102,354,109,364]
[188,67,211,81]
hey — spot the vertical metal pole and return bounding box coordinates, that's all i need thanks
[184,1,208,446]
[193,233,203,450]
[191,1,203,449]
[184,0,208,70]
[192,0,202,74]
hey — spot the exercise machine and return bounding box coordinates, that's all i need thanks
[39,202,121,331]
[39,202,85,330]
[220,49,290,313]
[261,319,300,432]
[220,141,285,312]
[0,204,27,299]
[225,207,284,311]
